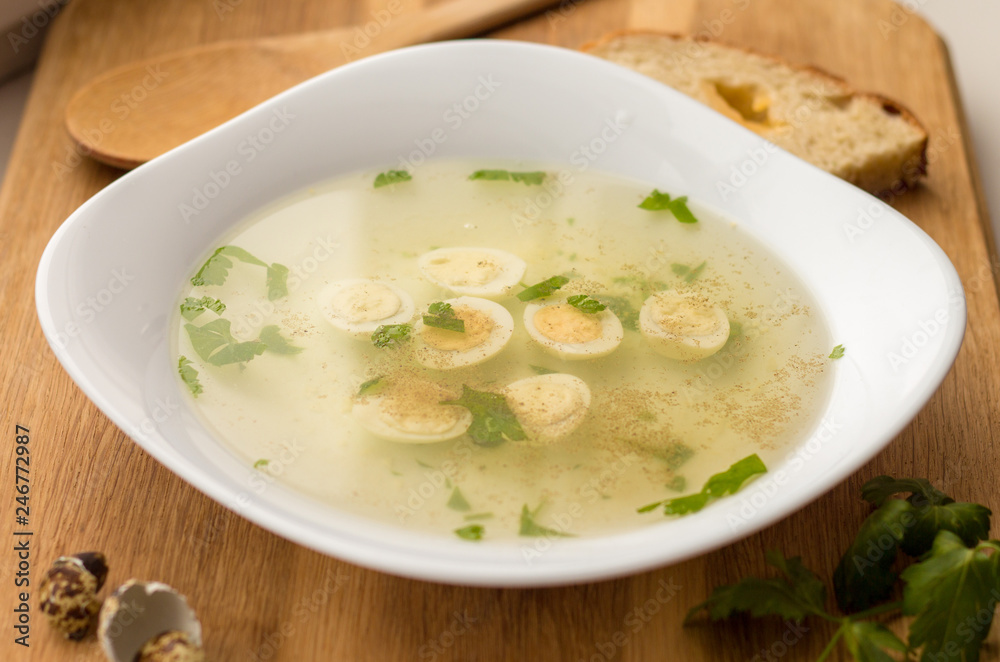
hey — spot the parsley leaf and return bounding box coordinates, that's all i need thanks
[371,323,412,348]
[447,487,471,512]
[180,296,226,321]
[685,550,827,623]
[519,503,573,537]
[638,190,699,223]
[423,301,465,333]
[833,498,913,613]
[641,454,765,516]
[599,295,640,331]
[191,246,289,301]
[861,475,992,557]
[516,275,570,302]
[454,524,484,541]
[469,169,546,185]
[259,325,303,355]
[830,344,846,359]
[902,532,1000,662]
[440,385,527,447]
[566,294,607,314]
[529,365,557,375]
[177,356,203,397]
[373,170,412,188]
[671,261,707,283]
[357,377,385,396]
[253,459,269,469]
[841,621,907,662]
[184,318,266,366]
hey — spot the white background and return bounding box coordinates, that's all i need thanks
[0,2,998,252]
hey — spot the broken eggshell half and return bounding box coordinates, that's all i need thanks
[98,579,202,662]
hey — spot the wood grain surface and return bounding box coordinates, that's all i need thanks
[2,0,999,660]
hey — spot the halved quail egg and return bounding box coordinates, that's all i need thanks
[353,379,472,443]
[639,290,730,360]
[523,298,623,360]
[505,373,591,444]
[413,297,514,370]
[417,247,526,299]
[320,278,414,338]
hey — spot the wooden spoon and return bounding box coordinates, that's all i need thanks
[65,0,561,169]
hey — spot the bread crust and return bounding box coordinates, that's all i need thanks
[581,29,929,196]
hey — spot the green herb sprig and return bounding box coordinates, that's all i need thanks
[566,294,606,314]
[373,170,412,188]
[516,275,570,302]
[469,169,546,185]
[639,454,766,516]
[423,302,465,333]
[371,324,412,348]
[190,245,289,300]
[638,189,699,223]
[441,385,527,447]
[686,475,999,662]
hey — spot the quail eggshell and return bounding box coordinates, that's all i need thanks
[98,580,202,662]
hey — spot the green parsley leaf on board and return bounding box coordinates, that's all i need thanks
[638,190,699,223]
[641,454,766,516]
[519,503,573,537]
[191,245,289,301]
[371,323,412,348]
[685,551,828,623]
[259,325,303,355]
[833,498,913,613]
[468,169,546,185]
[179,296,226,321]
[184,318,266,366]
[441,385,527,447]
[902,532,1000,662]
[373,170,412,188]
[566,294,607,314]
[841,621,907,662]
[177,356,203,397]
[454,524,484,541]
[829,344,846,359]
[516,275,570,302]
[423,301,465,333]
[860,475,991,557]
[447,487,471,512]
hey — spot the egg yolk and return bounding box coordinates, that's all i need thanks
[534,304,603,344]
[421,306,494,351]
[329,283,401,323]
[424,252,500,287]
[649,293,719,336]
[377,382,463,435]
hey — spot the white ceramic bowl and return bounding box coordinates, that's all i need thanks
[36,41,964,586]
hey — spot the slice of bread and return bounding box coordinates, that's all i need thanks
[582,31,928,196]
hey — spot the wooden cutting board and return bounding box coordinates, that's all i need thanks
[2,0,999,660]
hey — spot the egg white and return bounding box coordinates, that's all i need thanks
[417,247,527,300]
[352,381,472,444]
[505,373,591,444]
[413,296,514,370]
[320,279,415,339]
[639,290,730,361]
[523,298,624,360]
